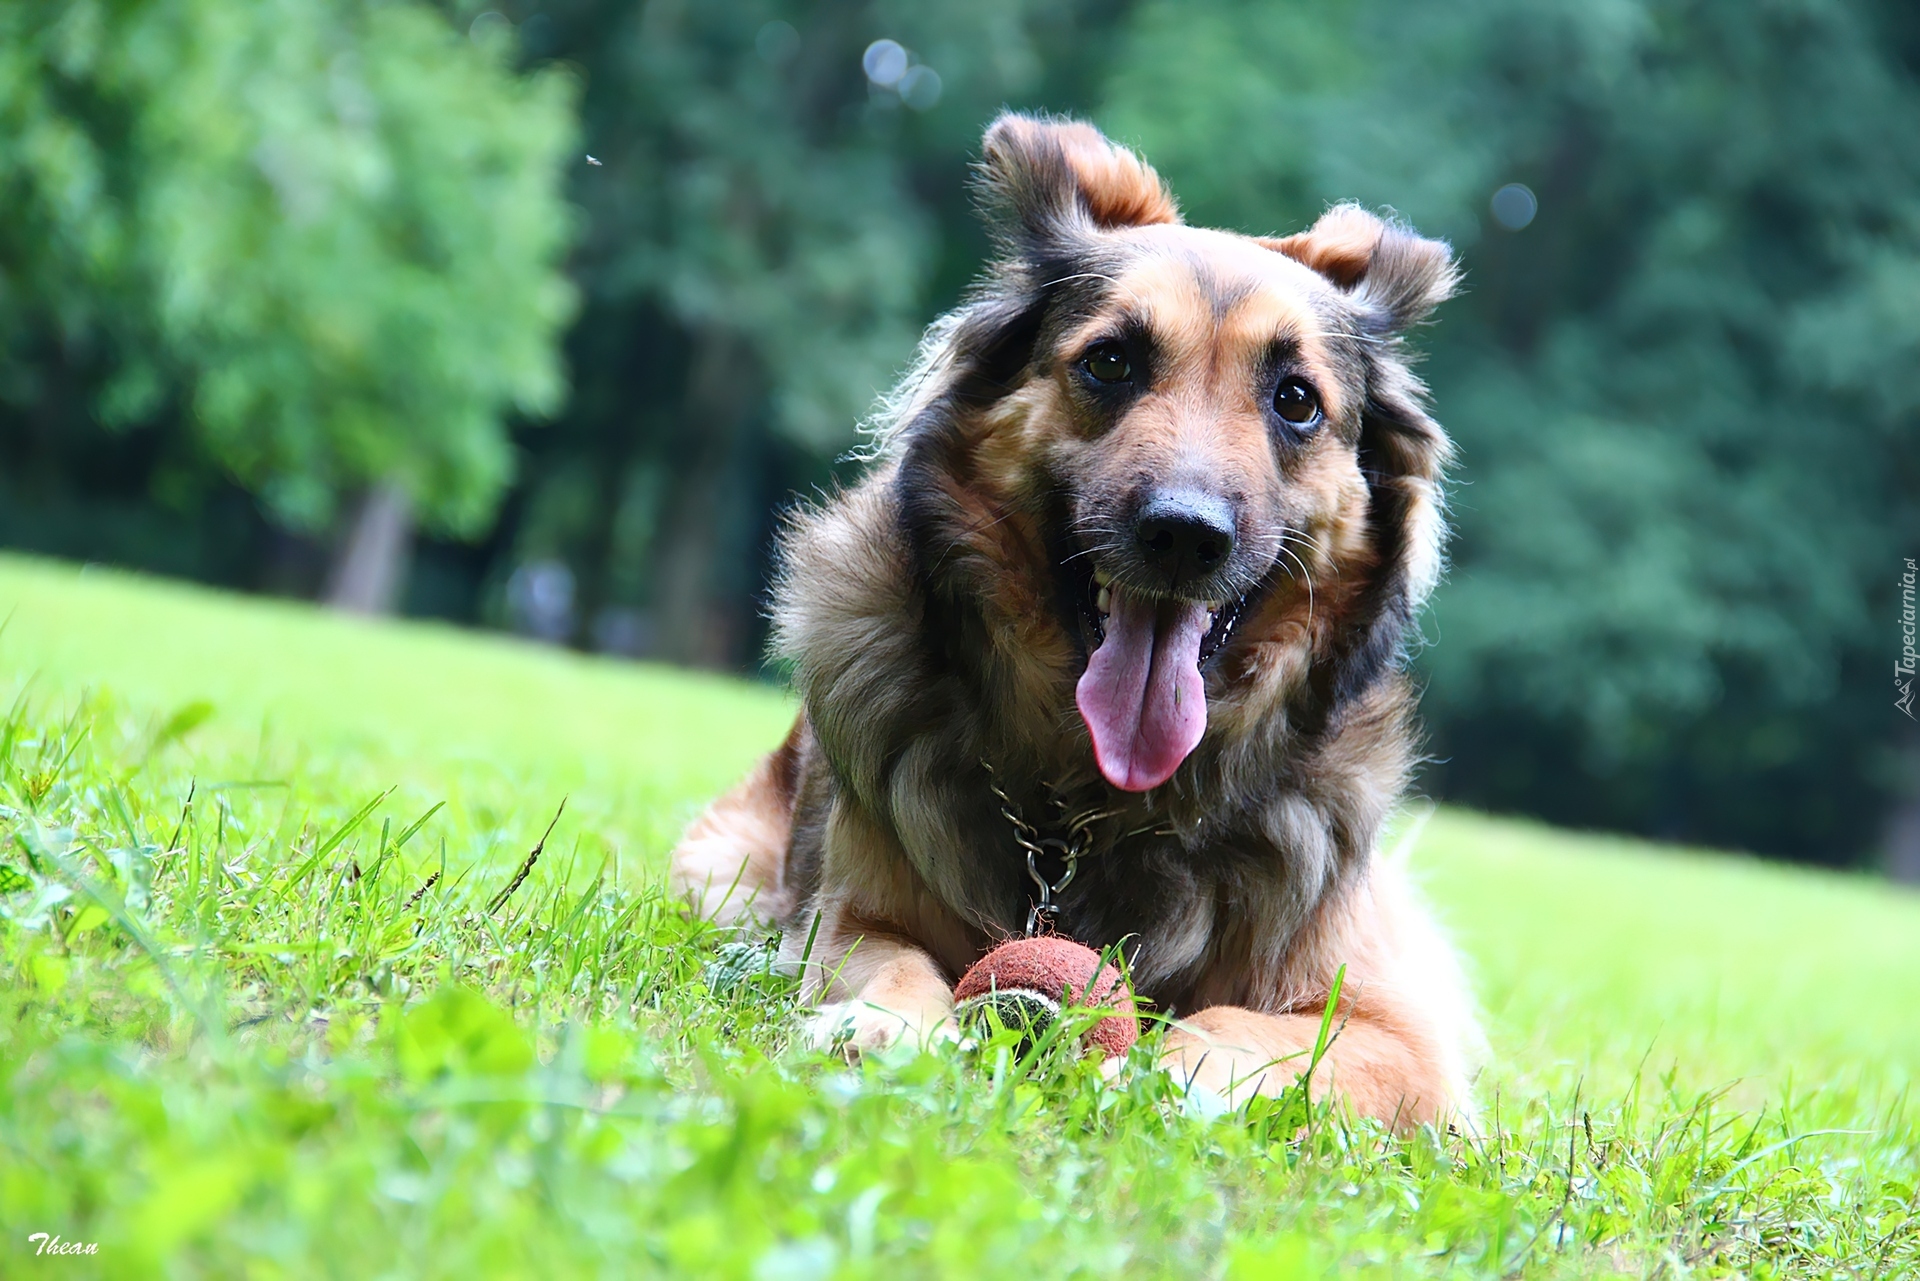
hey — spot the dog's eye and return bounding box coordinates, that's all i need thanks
[1273,378,1320,425]
[1082,343,1132,384]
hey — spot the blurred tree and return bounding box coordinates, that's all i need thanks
[0,0,577,610]
[477,0,1105,665]
[8,0,1904,868]
[1103,0,1920,865]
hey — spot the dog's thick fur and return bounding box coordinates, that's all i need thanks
[672,115,1480,1128]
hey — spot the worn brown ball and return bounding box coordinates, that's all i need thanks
[953,936,1138,1058]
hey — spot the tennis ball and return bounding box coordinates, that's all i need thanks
[953,935,1138,1058]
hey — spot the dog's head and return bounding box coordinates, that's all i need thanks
[891,115,1456,793]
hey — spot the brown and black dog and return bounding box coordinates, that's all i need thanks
[672,114,1479,1129]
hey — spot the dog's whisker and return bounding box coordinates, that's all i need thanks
[1274,533,1320,568]
[1037,270,1148,310]
[1273,541,1316,631]
[965,507,1021,536]
[1041,271,1123,291]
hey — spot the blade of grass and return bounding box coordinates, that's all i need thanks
[265,787,394,906]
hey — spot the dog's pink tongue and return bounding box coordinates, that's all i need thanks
[1076,584,1210,792]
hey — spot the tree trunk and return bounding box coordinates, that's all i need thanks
[571,410,640,652]
[325,479,414,615]
[654,328,756,668]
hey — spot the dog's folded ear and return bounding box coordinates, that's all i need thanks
[1266,205,1458,336]
[977,113,1181,242]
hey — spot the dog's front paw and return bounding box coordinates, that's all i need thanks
[1154,1028,1305,1111]
[801,1001,957,1060]
[1095,1043,1235,1117]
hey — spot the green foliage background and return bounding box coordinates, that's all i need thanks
[0,0,1914,865]
[0,0,577,534]
[1106,0,1920,859]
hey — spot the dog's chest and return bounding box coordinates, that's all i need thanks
[1025,830,1314,1006]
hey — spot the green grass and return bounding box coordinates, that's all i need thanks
[0,551,1915,1278]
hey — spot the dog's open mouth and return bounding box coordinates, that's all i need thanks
[1073,567,1246,793]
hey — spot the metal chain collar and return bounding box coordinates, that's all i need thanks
[983,761,1114,936]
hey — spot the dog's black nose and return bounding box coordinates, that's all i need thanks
[1134,492,1235,581]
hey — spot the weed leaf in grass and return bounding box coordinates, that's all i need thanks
[148,699,215,757]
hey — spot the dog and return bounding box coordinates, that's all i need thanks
[672,114,1479,1129]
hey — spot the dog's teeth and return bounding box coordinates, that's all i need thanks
[1096,586,1111,616]
[1094,568,1112,587]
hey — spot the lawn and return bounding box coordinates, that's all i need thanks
[1,552,1915,1278]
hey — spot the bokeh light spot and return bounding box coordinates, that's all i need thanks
[863,39,908,87]
[898,65,942,111]
[468,10,511,44]
[1490,182,1538,230]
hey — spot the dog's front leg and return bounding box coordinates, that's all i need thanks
[1152,862,1478,1131]
[795,916,959,1058]
[1159,1006,1455,1130]
[785,797,975,1059]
